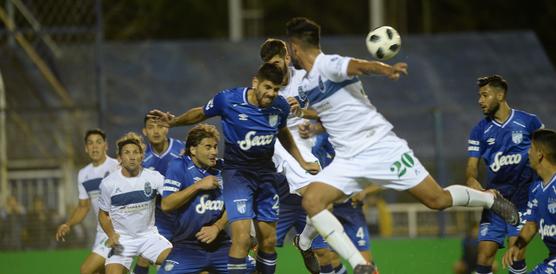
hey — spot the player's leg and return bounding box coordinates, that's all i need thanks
[105,263,127,274]
[254,220,278,274]
[313,248,335,274]
[133,257,151,274]
[136,232,172,267]
[507,236,527,274]
[80,252,106,274]
[229,219,253,258]
[293,211,321,274]
[301,182,370,270]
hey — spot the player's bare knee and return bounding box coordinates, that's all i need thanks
[232,230,252,250]
[302,191,326,215]
[258,236,277,253]
[477,252,495,265]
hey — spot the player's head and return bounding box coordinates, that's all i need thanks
[252,63,284,108]
[185,124,220,169]
[260,38,290,73]
[529,129,556,171]
[286,17,320,68]
[143,114,169,146]
[84,128,108,163]
[477,75,508,117]
[116,132,145,174]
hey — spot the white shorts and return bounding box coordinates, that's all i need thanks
[273,138,320,192]
[92,229,111,258]
[313,132,429,195]
[105,232,172,269]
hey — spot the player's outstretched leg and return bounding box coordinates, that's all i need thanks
[301,182,371,270]
[408,176,520,225]
[293,234,319,274]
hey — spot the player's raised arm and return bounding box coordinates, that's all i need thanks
[502,221,538,268]
[346,58,407,80]
[277,126,320,174]
[148,107,206,128]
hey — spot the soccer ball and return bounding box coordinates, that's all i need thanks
[366,26,401,61]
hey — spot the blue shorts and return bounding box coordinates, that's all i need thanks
[531,256,556,274]
[478,208,525,248]
[276,203,327,250]
[334,203,371,251]
[222,168,279,223]
[158,244,255,274]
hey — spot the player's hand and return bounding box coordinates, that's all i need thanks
[147,109,175,128]
[195,225,220,244]
[55,223,71,242]
[302,161,320,175]
[502,245,521,269]
[106,233,121,248]
[287,97,303,117]
[298,122,313,139]
[388,62,408,80]
[196,176,219,191]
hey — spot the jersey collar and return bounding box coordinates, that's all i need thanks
[491,109,515,128]
[148,138,173,158]
[542,172,556,192]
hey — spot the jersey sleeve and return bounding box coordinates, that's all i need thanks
[162,160,193,197]
[276,96,291,129]
[98,178,112,212]
[77,170,89,200]
[528,114,544,133]
[203,91,227,118]
[320,54,353,83]
[522,185,539,223]
[467,124,483,158]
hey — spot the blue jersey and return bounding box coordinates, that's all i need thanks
[468,109,542,206]
[162,156,228,248]
[203,88,290,168]
[143,138,185,175]
[523,174,556,256]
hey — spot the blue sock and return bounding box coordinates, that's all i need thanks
[334,263,347,274]
[509,259,527,274]
[476,264,493,274]
[256,250,277,274]
[133,264,149,274]
[319,264,334,274]
[228,256,247,274]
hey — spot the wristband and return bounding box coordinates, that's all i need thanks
[514,236,528,249]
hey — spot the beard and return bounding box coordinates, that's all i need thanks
[291,55,302,70]
[483,102,500,118]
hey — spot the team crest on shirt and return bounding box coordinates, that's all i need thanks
[298,86,307,101]
[144,181,153,197]
[234,199,247,214]
[268,114,278,127]
[163,260,178,272]
[512,131,523,144]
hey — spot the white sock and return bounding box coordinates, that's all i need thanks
[299,216,319,250]
[445,185,494,208]
[310,210,367,267]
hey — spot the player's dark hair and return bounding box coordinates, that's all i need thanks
[477,75,508,95]
[84,128,106,143]
[260,38,287,62]
[255,63,285,86]
[143,113,152,126]
[286,17,320,48]
[532,129,556,164]
[185,124,220,156]
[116,132,145,156]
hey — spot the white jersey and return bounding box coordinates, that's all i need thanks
[298,53,394,158]
[98,168,164,237]
[278,67,315,151]
[77,157,119,231]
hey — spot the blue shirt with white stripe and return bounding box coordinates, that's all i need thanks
[523,173,556,256]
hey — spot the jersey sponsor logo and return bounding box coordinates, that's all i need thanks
[539,219,556,239]
[489,152,522,172]
[238,113,249,121]
[195,194,224,214]
[512,131,523,144]
[237,131,274,150]
[144,182,153,196]
[268,115,278,127]
[487,138,496,145]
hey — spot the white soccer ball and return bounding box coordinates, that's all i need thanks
[366,26,401,60]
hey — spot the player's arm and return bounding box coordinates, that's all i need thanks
[55,199,91,241]
[465,157,485,191]
[346,58,407,80]
[148,107,207,128]
[161,175,219,212]
[277,127,320,174]
[502,221,538,268]
[287,97,319,120]
[196,211,228,244]
[98,209,119,247]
